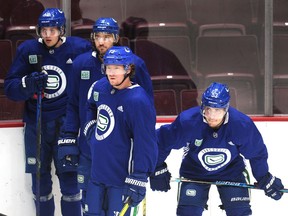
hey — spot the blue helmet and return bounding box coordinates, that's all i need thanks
[37,8,66,36]
[93,17,119,35]
[38,8,66,28]
[201,82,230,110]
[104,46,134,66]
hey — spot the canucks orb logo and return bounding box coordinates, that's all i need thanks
[211,89,221,98]
[95,104,115,140]
[42,65,67,99]
[198,148,231,171]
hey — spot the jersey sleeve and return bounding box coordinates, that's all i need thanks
[63,54,84,134]
[232,116,269,181]
[156,113,191,165]
[126,90,158,175]
[4,41,39,101]
[133,55,154,103]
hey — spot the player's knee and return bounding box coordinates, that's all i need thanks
[220,200,252,216]
[177,205,204,216]
[224,206,252,216]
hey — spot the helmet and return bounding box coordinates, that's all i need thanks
[93,17,119,35]
[37,8,66,35]
[103,46,134,66]
[201,82,230,110]
[38,8,66,28]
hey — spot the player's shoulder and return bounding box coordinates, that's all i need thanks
[180,106,202,124]
[65,36,91,47]
[227,107,255,130]
[125,84,152,105]
[74,50,96,63]
[132,54,145,65]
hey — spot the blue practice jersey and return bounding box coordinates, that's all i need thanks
[157,106,269,182]
[64,50,154,158]
[4,37,91,123]
[86,77,157,186]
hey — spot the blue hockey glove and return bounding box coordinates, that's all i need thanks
[258,172,284,200]
[58,133,79,173]
[83,120,97,145]
[123,173,148,207]
[150,162,171,192]
[23,71,48,94]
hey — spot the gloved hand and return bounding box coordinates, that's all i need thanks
[150,162,171,192]
[23,71,48,93]
[58,132,79,173]
[123,173,148,207]
[258,172,284,200]
[83,120,97,145]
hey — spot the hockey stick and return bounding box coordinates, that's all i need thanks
[171,178,288,193]
[119,201,130,216]
[35,55,43,216]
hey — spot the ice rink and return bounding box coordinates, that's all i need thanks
[1,121,288,215]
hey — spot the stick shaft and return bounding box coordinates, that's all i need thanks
[119,202,130,216]
[171,178,288,193]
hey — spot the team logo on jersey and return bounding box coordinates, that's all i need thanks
[27,157,36,165]
[93,91,99,101]
[42,65,67,99]
[95,104,115,140]
[186,189,196,197]
[77,174,84,184]
[28,55,39,64]
[194,139,203,147]
[198,148,231,171]
[81,70,90,80]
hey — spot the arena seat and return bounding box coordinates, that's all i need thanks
[0,39,13,94]
[153,89,178,115]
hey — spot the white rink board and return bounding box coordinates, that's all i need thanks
[1,121,288,216]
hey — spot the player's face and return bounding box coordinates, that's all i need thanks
[106,65,129,88]
[40,27,61,47]
[203,106,226,128]
[94,33,115,55]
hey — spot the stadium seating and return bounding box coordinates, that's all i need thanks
[195,35,261,114]
[153,89,178,115]
[0,39,13,94]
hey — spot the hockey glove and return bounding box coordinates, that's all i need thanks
[123,173,148,207]
[58,133,80,173]
[22,71,48,94]
[258,172,284,200]
[150,162,171,192]
[83,120,97,145]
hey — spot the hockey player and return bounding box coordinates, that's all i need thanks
[82,46,157,215]
[4,8,91,216]
[58,17,154,214]
[149,82,284,216]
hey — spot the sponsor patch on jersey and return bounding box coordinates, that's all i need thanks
[194,139,203,147]
[66,58,73,64]
[186,189,196,196]
[28,55,38,64]
[93,91,99,101]
[81,70,90,80]
[117,106,123,112]
[27,157,36,165]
